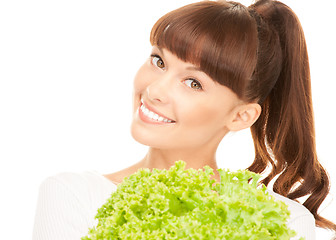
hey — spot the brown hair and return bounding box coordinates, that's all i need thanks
[150,0,336,232]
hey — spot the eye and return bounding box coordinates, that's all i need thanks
[183,79,203,90]
[151,55,165,69]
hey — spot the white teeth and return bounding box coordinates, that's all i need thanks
[140,103,174,123]
[144,108,149,115]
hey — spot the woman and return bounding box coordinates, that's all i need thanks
[33,0,336,239]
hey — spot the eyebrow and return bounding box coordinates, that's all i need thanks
[186,66,203,72]
[154,46,165,58]
[154,46,203,73]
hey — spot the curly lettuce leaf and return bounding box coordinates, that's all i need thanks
[82,161,301,240]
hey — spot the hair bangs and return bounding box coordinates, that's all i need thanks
[150,1,258,99]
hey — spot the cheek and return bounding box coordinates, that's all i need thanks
[133,64,152,95]
[173,100,232,147]
[186,107,223,127]
[133,65,150,111]
[177,99,231,132]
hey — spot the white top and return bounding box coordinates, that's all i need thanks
[32,171,316,240]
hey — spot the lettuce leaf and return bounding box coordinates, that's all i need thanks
[82,161,302,240]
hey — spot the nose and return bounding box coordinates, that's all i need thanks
[146,75,172,104]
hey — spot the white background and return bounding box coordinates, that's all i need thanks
[0,0,335,239]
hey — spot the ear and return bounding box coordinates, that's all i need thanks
[227,103,261,132]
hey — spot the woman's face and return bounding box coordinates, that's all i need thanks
[131,46,242,150]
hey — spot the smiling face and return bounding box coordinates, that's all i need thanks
[131,47,244,151]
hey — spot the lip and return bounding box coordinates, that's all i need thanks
[138,99,176,124]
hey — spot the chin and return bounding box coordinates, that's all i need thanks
[130,122,173,149]
[131,124,158,147]
[130,118,151,146]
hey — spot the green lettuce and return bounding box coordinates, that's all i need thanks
[82,161,301,240]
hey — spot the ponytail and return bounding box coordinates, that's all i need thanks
[247,0,336,232]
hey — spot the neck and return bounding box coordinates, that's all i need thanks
[138,147,221,181]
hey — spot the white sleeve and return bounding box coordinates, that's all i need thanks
[288,213,316,240]
[267,190,316,240]
[32,176,94,240]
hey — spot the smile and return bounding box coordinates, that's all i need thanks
[139,101,175,124]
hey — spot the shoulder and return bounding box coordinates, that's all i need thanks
[268,190,316,240]
[33,171,117,240]
[39,171,117,214]
[42,171,117,198]
[268,190,313,221]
